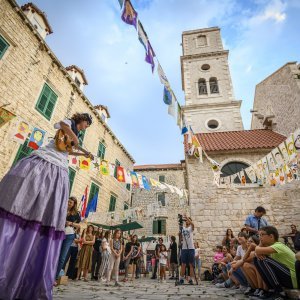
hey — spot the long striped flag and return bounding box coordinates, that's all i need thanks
[80,186,88,219]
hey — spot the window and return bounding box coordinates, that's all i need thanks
[159,175,165,183]
[98,142,106,160]
[207,119,219,130]
[35,83,58,120]
[153,219,166,235]
[201,64,210,71]
[209,77,219,94]
[197,35,207,47]
[158,193,166,206]
[78,130,86,147]
[88,182,100,204]
[126,183,131,191]
[221,162,251,184]
[109,195,117,212]
[68,167,76,194]
[124,202,129,210]
[74,77,81,87]
[0,35,9,59]
[114,159,120,178]
[13,139,33,165]
[198,79,207,95]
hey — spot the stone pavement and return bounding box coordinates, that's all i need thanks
[53,278,248,300]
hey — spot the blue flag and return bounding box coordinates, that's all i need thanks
[163,86,172,105]
[85,193,98,218]
[142,176,151,190]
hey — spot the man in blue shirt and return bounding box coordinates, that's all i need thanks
[245,206,268,236]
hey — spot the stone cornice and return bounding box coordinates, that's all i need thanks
[6,0,135,163]
[182,27,220,36]
[182,100,242,111]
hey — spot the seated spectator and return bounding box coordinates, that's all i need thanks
[245,206,268,237]
[282,224,300,251]
[218,246,233,282]
[222,229,235,249]
[212,245,224,281]
[296,251,300,290]
[251,226,298,299]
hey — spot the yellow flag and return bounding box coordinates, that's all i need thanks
[150,178,159,187]
[79,157,91,170]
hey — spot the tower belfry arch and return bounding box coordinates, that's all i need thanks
[181,27,244,133]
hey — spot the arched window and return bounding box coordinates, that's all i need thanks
[209,77,219,94]
[198,78,207,95]
[197,35,207,47]
[220,161,252,184]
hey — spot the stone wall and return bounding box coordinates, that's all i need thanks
[0,0,134,219]
[251,62,300,136]
[185,150,300,267]
[131,166,188,239]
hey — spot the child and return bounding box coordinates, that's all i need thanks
[159,245,168,283]
[99,238,111,282]
[212,245,224,281]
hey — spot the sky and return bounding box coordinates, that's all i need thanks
[17,0,300,165]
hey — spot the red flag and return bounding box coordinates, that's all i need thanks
[81,186,88,218]
[117,166,126,182]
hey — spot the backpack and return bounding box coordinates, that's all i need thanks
[294,232,300,251]
[203,270,213,281]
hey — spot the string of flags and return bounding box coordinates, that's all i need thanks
[118,0,183,130]
[209,128,300,188]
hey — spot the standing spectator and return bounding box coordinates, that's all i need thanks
[99,238,111,282]
[244,206,268,237]
[283,224,300,251]
[222,229,235,249]
[169,236,178,279]
[252,226,298,299]
[76,225,95,281]
[107,229,123,286]
[179,216,196,285]
[122,235,133,282]
[91,228,103,280]
[55,196,81,284]
[66,227,81,280]
[129,235,141,281]
[159,245,168,283]
[194,242,201,279]
[151,238,163,279]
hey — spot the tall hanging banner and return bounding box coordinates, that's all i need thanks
[0,107,16,128]
[11,119,30,144]
[157,62,170,87]
[137,20,148,51]
[80,186,88,219]
[28,127,46,150]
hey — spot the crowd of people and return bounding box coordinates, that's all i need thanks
[210,206,300,300]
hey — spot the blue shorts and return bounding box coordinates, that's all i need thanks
[181,249,195,265]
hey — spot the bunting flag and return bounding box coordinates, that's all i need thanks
[69,156,78,167]
[285,134,297,159]
[145,40,155,72]
[177,103,182,128]
[240,171,247,186]
[80,186,88,219]
[150,178,160,187]
[163,86,172,105]
[137,20,148,51]
[117,166,126,182]
[266,153,276,172]
[130,171,139,188]
[279,142,289,163]
[245,166,257,183]
[293,129,300,152]
[79,156,91,170]
[261,157,269,175]
[181,115,188,134]
[157,62,169,87]
[283,164,293,183]
[85,192,98,218]
[100,160,110,175]
[92,158,100,169]
[11,119,30,144]
[124,169,132,184]
[121,0,138,28]
[194,146,203,163]
[142,175,151,190]
[28,127,46,150]
[109,163,116,176]
[118,0,124,9]
[137,174,145,189]
[168,96,176,118]
[0,107,16,128]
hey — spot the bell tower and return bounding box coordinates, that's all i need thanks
[181,27,243,133]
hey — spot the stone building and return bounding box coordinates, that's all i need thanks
[0,0,134,219]
[181,27,243,133]
[251,61,300,136]
[132,163,188,240]
[181,27,300,266]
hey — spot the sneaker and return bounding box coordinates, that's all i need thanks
[244,287,255,295]
[215,282,226,288]
[249,290,276,300]
[115,282,121,287]
[188,279,193,285]
[179,278,184,285]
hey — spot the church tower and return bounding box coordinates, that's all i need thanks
[181,27,243,133]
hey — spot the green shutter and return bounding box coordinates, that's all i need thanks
[88,182,99,204]
[13,139,34,165]
[68,167,76,194]
[124,203,129,210]
[35,84,58,120]
[98,142,106,160]
[159,175,165,183]
[152,220,158,234]
[0,35,9,59]
[126,183,131,191]
[109,195,116,212]
[158,193,165,206]
[78,130,86,147]
[114,159,120,178]
[161,220,166,235]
